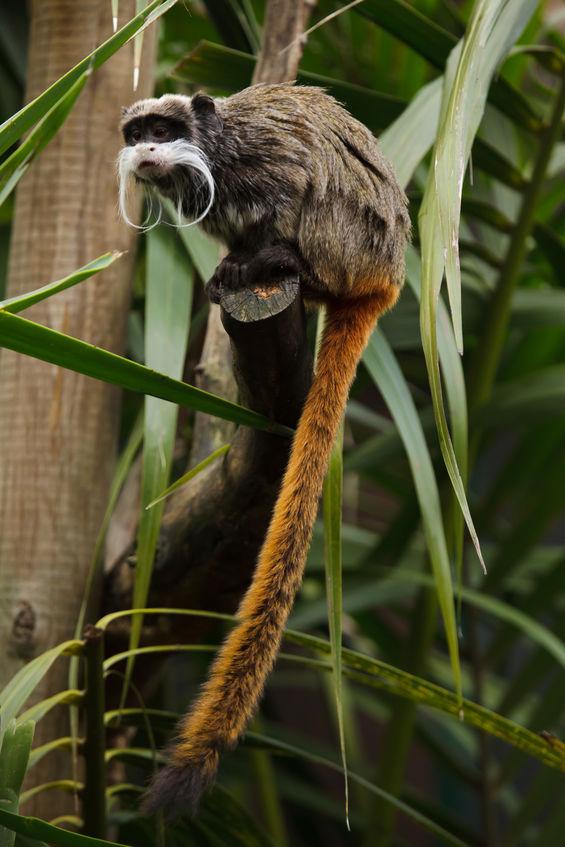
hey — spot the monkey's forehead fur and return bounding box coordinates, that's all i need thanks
[120,92,194,129]
[121,83,342,131]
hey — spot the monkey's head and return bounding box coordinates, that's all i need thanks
[117,93,221,228]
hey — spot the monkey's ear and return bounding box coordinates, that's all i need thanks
[191,93,223,132]
[191,93,216,115]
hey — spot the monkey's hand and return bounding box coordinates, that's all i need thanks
[206,254,250,304]
[206,244,302,304]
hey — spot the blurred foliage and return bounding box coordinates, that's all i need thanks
[0,1,564,846]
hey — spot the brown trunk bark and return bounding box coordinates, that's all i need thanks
[0,0,156,819]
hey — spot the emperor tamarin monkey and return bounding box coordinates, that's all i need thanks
[118,83,410,817]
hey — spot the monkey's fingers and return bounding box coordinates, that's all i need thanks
[205,276,223,304]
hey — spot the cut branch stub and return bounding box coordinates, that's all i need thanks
[220,277,300,323]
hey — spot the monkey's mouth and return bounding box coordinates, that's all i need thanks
[135,160,168,179]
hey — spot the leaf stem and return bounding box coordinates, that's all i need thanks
[82,627,106,838]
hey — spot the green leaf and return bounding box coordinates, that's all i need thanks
[379,77,442,189]
[246,733,469,847]
[0,722,34,798]
[94,607,565,771]
[17,691,82,727]
[122,224,194,706]
[0,721,34,847]
[0,809,127,847]
[433,0,538,351]
[0,253,122,314]
[356,0,542,131]
[0,71,89,207]
[146,443,230,509]
[363,331,462,701]
[0,642,82,744]
[0,311,291,436]
[172,41,405,132]
[0,0,177,157]
[170,200,219,281]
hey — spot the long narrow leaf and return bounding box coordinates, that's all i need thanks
[356,0,542,131]
[0,0,177,157]
[173,42,405,132]
[0,72,89,207]
[146,443,230,509]
[418,0,537,575]
[0,810,127,847]
[435,0,538,349]
[0,253,122,314]
[0,311,291,436]
[247,733,469,847]
[0,642,82,744]
[0,721,34,847]
[123,224,193,706]
[363,332,462,701]
[96,608,565,770]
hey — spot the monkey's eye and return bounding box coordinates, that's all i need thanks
[130,128,142,144]
[153,124,170,140]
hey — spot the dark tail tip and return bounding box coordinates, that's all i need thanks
[142,750,220,820]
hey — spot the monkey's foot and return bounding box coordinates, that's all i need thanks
[244,243,302,286]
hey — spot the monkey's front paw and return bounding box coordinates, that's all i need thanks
[206,255,250,302]
[205,276,223,304]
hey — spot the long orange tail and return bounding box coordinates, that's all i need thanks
[144,287,398,817]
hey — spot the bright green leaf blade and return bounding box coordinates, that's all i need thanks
[0,311,291,436]
[434,0,538,351]
[27,738,74,773]
[363,332,462,700]
[0,643,82,744]
[419,187,485,573]
[123,223,194,706]
[379,77,441,189]
[0,71,90,207]
[0,809,127,847]
[0,253,122,314]
[146,443,230,509]
[0,0,177,157]
[356,0,542,131]
[17,691,82,728]
[0,720,35,845]
[169,200,220,281]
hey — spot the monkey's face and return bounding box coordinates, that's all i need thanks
[120,115,188,182]
[117,94,219,228]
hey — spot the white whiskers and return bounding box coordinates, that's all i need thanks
[117,139,215,231]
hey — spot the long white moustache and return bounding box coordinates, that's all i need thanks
[117,139,215,230]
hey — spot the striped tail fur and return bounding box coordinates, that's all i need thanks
[143,287,398,818]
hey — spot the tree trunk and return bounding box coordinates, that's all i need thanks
[0,0,156,819]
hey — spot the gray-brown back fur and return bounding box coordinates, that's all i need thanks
[122,83,411,293]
